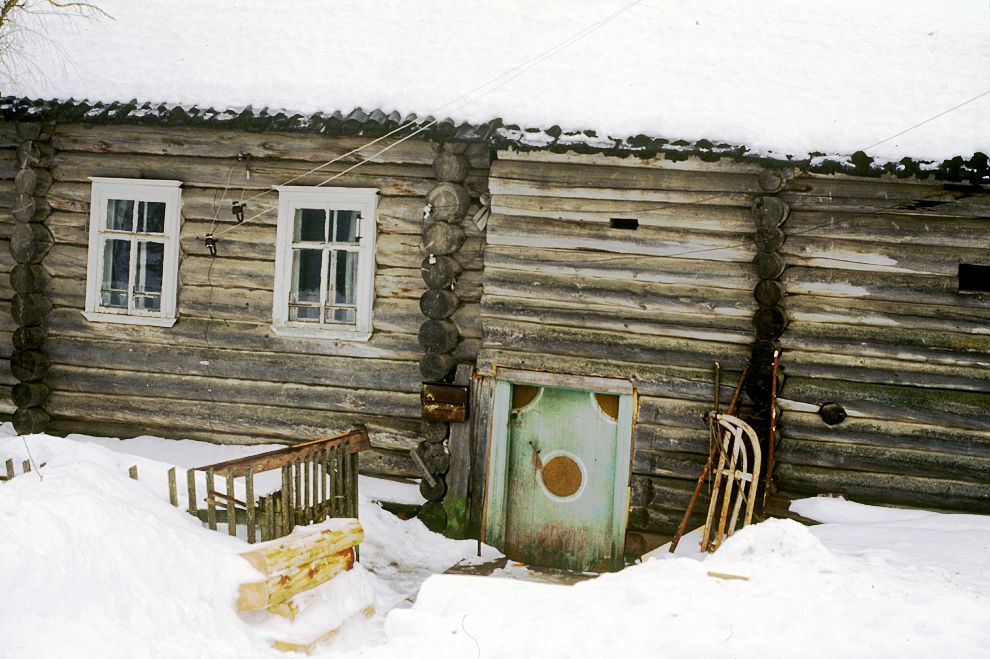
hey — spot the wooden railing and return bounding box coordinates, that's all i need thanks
[185,428,370,544]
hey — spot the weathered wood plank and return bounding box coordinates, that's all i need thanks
[778,377,990,432]
[774,463,990,513]
[53,124,437,165]
[496,148,766,174]
[482,268,756,324]
[781,266,990,309]
[51,152,436,196]
[776,436,990,482]
[487,213,756,262]
[782,348,990,392]
[779,410,990,458]
[44,335,421,392]
[481,295,753,345]
[784,210,990,249]
[782,234,990,276]
[46,307,422,360]
[491,193,755,233]
[491,159,761,195]
[482,319,751,371]
[476,347,744,402]
[484,244,755,290]
[785,293,990,335]
[45,390,423,449]
[47,364,421,423]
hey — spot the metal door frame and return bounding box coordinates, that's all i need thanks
[482,368,636,568]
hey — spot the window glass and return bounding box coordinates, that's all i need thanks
[289,249,322,322]
[334,210,360,243]
[134,241,164,311]
[294,208,326,242]
[100,239,130,308]
[106,199,134,231]
[331,250,358,305]
[138,201,167,233]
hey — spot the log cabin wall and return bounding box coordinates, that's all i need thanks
[478,149,990,543]
[772,172,990,513]
[0,121,20,416]
[478,150,764,541]
[33,122,489,477]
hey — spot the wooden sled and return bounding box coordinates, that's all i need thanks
[700,413,761,553]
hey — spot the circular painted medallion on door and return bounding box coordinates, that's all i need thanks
[538,450,587,502]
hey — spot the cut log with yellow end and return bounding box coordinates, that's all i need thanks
[239,518,363,576]
[237,548,355,611]
[272,605,375,655]
[266,599,299,621]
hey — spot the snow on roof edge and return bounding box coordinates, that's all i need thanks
[4,96,988,185]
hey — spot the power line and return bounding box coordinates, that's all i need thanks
[862,88,990,152]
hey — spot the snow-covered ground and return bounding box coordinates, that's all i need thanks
[8,0,990,161]
[2,427,989,658]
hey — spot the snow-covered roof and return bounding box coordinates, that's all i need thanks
[8,1,990,163]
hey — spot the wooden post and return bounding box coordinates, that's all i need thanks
[206,468,217,531]
[5,459,13,480]
[281,465,291,536]
[303,456,312,524]
[23,459,31,473]
[167,467,178,507]
[349,453,359,518]
[226,467,237,537]
[246,468,256,544]
[187,469,198,516]
[317,449,326,519]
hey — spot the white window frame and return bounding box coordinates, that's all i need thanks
[83,177,182,327]
[272,186,378,341]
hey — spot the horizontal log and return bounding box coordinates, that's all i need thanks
[11,349,49,382]
[12,382,49,408]
[487,212,755,262]
[45,390,423,448]
[776,436,990,482]
[491,193,755,233]
[51,152,437,197]
[426,181,470,221]
[779,376,990,431]
[495,148,766,174]
[633,448,709,480]
[491,159,761,196]
[782,325,990,367]
[237,547,354,611]
[785,293,990,336]
[432,153,471,184]
[419,352,456,381]
[12,326,46,352]
[239,518,364,575]
[774,463,990,514]
[782,266,990,309]
[781,348,990,392]
[781,234,990,277]
[47,364,421,424]
[45,335,421,392]
[483,319,751,372]
[784,210,990,249]
[483,267,756,321]
[52,124,439,165]
[484,244,755,291]
[481,295,753,345]
[475,347,746,401]
[10,223,52,264]
[779,409,990,457]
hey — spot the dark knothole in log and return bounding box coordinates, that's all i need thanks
[958,263,990,294]
[610,218,639,230]
[819,402,847,426]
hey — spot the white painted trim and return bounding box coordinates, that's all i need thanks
[494,367,634,394]
[84,179,182,325]
[82,311,177,327]
[272,187,377,341]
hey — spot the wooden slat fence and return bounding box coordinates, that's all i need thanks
[180,428,370,543]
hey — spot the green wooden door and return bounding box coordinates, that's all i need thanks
[499,384,629,572]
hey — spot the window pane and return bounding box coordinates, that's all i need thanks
[106,199,134,231]
[133,241,164,311]
[101,238,130,308]
[333,210,359,243]
[291,249,322,303]
[138,201,166,233]
[330,250,358,305]
[326,307,356,324]
[293,208,327,242]
[289,306,320,321]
